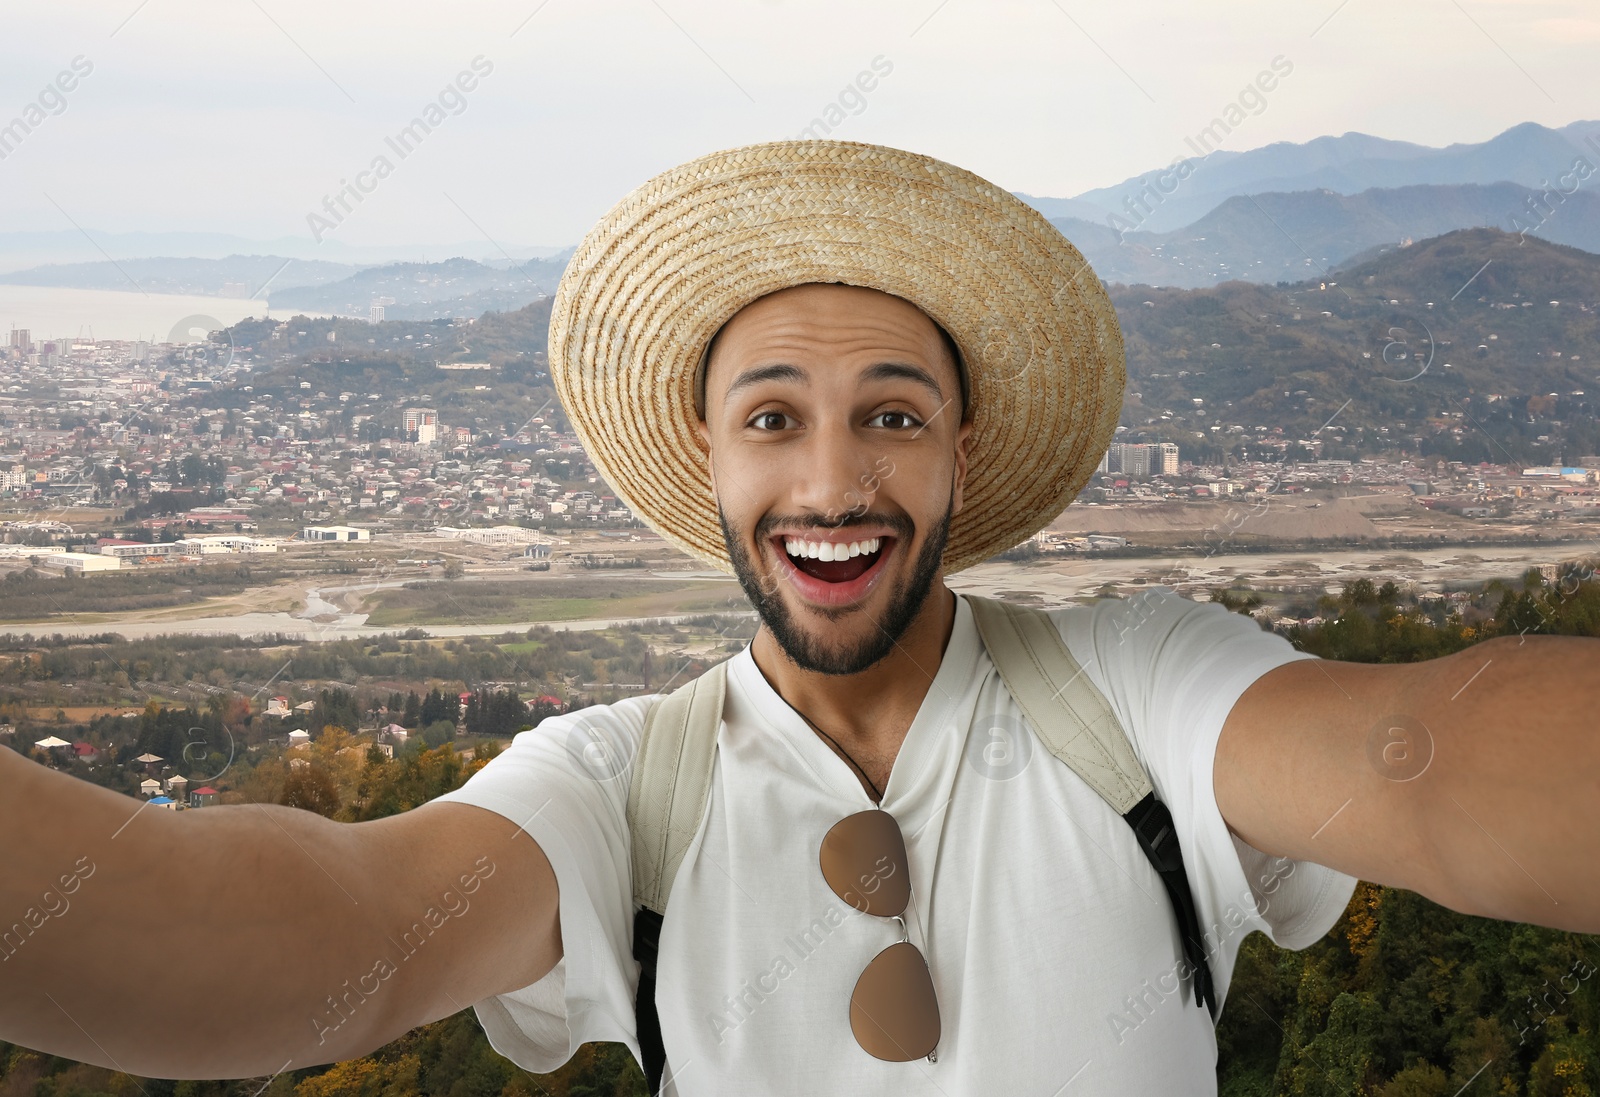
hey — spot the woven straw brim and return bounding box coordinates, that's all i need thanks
[549,139,1124,575]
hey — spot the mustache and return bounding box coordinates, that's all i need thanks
[752,511,915,541]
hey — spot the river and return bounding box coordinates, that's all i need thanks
[0,543,1588,641]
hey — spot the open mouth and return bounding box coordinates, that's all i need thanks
[776,535,892,585]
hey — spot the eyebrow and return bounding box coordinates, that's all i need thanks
[724,363,805,401]
[721,361,945,404]
[861,361,945,403]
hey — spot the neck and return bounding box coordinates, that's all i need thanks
[749,583,960,764]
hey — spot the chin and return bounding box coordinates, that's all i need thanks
[718,506,953,677]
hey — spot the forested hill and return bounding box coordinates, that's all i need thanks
[268,256,571,320]
[1112,228,1600,464]
[228,227,1600,465]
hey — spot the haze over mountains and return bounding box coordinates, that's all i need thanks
[1021,120,1600,232]
[0,254,363,297]
[4,121,1598,312]
[1021,120,1600,288]
[0,231,568,276]
[1046,181,1600,288]
[265,254,572,321]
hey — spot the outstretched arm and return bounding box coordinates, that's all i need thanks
[1216,634,1600,932]
[0,746,560,1079]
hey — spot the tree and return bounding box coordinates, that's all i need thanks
[1210,587,1262,613]
[422,720,455,748]
[1343,578,1379,607]
[279,767,340,818]
[312,688,361,735]
[1377,1063,1450,1096]
[419,688,453,727]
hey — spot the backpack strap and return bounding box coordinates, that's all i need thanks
[626,596,1217,1094]
[627,659,728,1094]
[965,594,1217,1019]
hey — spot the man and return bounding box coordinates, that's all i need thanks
[1,141,1597,1095]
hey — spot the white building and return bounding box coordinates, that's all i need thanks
[1156,443,1180,475]
[96,540,178,559]
[403,407,439,446]
[435,524,555,547]
[176,535,279,554]
[37,551,121,573]
[301,525,371,542]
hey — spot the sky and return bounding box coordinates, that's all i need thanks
[0,0,1595,252]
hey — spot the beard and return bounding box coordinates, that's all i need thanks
[719,501,952,676]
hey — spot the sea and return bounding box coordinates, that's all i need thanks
[0,285,331,344]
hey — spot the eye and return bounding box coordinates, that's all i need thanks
[868,410,921,430]
[748,411,793,431]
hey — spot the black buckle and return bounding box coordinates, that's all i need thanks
[1125,792,1218,1019]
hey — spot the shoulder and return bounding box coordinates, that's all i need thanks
[1015,589,1312,722]
[511,693,660,743]
[487,694,660,783]
[1033,587,1274,657]
[533,693,659,735]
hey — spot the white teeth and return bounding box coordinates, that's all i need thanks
[783,536,883,560]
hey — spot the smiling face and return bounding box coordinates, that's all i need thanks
[697,283,973,676]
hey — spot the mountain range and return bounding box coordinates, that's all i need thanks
[0,254,362,297]
[1111,227,1600,465]
[5,121,1599,310]
[1020,120,1600,233]
[263,255,572,320]
[232,227,1600,468]
[1049,180,1600,289]
[0,230,567,276]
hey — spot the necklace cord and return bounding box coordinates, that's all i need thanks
[791,705,883,802]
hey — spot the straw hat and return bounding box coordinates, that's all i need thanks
[548,139,1124,575]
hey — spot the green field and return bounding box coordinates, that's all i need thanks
[364,577,742,627]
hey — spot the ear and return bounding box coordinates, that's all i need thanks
[949,418,974,515]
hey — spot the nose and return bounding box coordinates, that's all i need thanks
[789,417,880,525]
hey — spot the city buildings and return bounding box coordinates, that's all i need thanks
[1098,442,1180,477]
[402,407,439,446]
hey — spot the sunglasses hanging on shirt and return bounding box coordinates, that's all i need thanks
[819,807,941,1062]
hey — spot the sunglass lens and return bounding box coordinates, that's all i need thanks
[850,941,940,1061]
[819,809,911,917]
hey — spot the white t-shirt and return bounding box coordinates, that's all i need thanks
[431,590,1358,1094]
